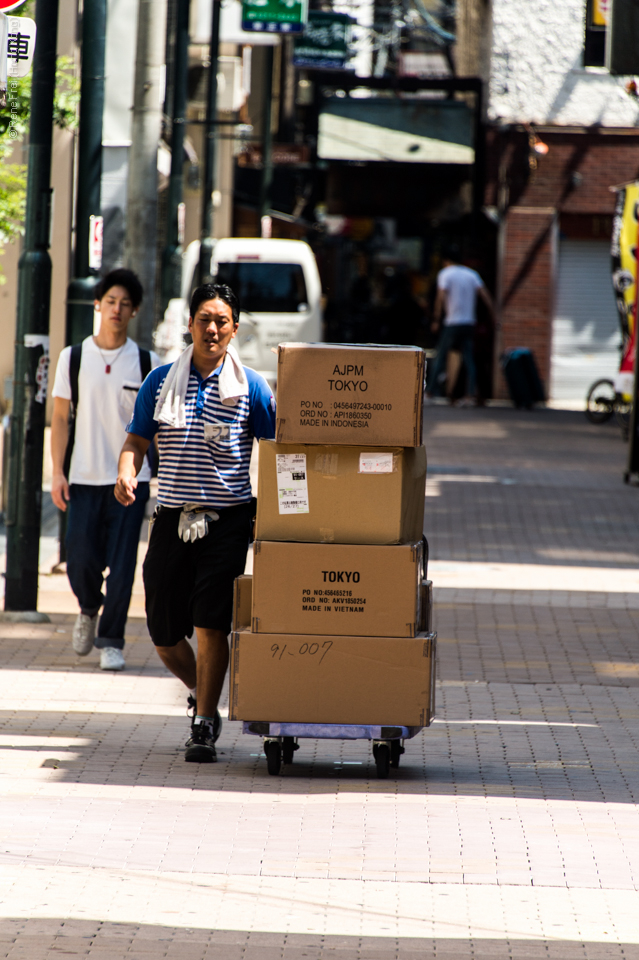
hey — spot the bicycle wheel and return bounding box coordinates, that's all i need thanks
[585,379,615,424]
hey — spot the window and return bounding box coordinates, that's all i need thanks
[584,0,607,67]
[215,262,308,313]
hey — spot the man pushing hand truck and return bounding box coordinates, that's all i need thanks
[115,283,275,762]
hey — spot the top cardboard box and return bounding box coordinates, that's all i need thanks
[275,343,425,446]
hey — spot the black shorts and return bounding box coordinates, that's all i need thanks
[143,502,252,646]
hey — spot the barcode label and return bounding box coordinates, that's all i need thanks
[276,453,309,514]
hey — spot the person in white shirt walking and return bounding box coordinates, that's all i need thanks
[50,269,159,671]
[426,247,495,405]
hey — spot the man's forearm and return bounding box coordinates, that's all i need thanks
[118,444,144,479]
[50,416,69,478]
[115,436,151,506]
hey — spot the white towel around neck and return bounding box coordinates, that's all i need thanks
[153,343,249,428]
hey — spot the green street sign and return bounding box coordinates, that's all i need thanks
[242,0,308,34]
[293,11,353,68]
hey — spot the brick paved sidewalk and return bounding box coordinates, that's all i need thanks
[0,407,638,958]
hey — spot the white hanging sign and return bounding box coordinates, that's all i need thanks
[88,215,104,271]
[5,14,36,78]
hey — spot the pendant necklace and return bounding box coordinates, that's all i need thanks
[97,342,126,374]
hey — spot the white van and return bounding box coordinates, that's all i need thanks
[182,238,323,383]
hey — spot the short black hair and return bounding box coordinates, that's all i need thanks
[190,283,240,325]
[95,269,143,308]
[442,243,462,264]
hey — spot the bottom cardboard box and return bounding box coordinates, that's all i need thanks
[229,628,436,727]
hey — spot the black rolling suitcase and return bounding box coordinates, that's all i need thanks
[500,348,545,409]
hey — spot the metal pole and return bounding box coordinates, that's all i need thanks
[65,0,107,349]
[196,0,220,287]
[124,0,168,349]
[160,0,190,310]
[59,0,107,566]
[259,45,275,226]
[4,0,59,612]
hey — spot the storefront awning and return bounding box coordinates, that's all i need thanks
[318,98,475,165]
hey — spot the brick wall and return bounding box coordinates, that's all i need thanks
[487,127,639,397]
[485,127,639,214]
[497,208,556,399]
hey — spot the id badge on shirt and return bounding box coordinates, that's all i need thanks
[203,420,231,445]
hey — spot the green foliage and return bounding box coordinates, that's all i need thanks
[0,53,79,279]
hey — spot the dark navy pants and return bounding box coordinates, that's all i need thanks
[66,483,150,649]
[427,323,477,398]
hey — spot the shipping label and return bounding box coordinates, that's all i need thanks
[298,399,393,430]
[358,452,394,474]
[276,453,309,514]
[301,586,366,614]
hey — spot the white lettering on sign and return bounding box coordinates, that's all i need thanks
[359,452,393,474]
[276,453,309,514]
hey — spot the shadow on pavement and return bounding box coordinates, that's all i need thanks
[1,705,637,805]
[0,920,637,959]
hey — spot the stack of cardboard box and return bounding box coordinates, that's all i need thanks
[229,343,436,728]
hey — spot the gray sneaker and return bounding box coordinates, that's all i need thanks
[72,613,98,656]
[100,647,125,671]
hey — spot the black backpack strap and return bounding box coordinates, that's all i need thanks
[62,343,82,480]
[138,347,151,382]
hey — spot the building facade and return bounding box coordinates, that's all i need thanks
[460,0,639,401]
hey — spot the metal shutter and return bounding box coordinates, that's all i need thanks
[550,240,622,401]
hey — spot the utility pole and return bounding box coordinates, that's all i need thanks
[160,0,190,310]
[65,0,107,348]
[259,46,275,233]
[196,0,220,286]
[58,0,107,566]
[4,0,59,612]
[124,0,168,349]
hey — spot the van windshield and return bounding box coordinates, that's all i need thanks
[215,262,308,313]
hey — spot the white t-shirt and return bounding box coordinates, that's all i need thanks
[52,336,160,485]
[437,264,484,326]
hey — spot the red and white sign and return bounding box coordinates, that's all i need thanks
[88,215,104,271]
[0,0,29,11]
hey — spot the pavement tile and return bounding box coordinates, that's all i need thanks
[1,409,639,958]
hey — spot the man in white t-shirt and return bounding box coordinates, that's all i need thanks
[50,269,159,671]
[426,247,495,405]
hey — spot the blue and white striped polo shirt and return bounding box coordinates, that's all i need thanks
[128,360,275,508]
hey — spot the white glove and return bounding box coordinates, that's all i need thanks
[177,506,219,542]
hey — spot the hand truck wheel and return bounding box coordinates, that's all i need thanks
[282,736,297,765]
[374,742,390,779]
[265,740,282,776]
[390,740,404,768]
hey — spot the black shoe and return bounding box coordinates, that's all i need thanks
[187,694,197,733]
[186,697,221,743]
[185,721,217,763]
[212,709,222,743]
